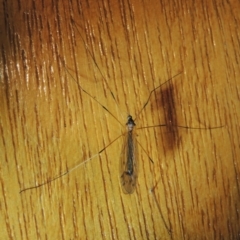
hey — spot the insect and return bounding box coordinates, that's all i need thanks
[20,19,223,194]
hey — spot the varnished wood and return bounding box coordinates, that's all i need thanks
[0,0,239,239]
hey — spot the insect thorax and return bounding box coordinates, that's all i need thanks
[126,115,136,132]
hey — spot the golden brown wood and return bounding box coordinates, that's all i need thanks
[0,0,239,239]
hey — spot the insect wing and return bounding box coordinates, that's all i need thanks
[120,131,138,194]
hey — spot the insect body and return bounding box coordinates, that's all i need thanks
[120,115,138,194]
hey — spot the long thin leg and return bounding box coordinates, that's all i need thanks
[70,18,119,107]
[20,132,125,193]
[60,57,123,127]
[150,180,172,236]
[134,72,182,121]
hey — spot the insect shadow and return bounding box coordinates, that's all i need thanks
[152,82,179,150]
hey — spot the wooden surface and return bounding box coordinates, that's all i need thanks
[0,0,239,239]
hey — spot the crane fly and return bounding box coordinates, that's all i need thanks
[20,18,223,195]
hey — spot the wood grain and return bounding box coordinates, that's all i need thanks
[0,0,239,239]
